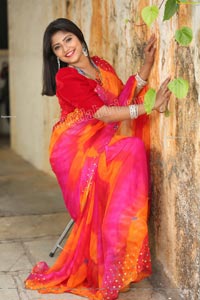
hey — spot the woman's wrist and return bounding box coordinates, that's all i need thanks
[135,73,147,89]
[129,104,139,119]
[137,103,146,116]
[138,62,153,81]
[129,103,146,119]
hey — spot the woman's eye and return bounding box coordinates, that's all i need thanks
[66,37,72,43]
[54,46,60,51]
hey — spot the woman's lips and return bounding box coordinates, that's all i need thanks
[65,50,75,57]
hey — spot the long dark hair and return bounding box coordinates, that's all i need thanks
[42,18,90,96]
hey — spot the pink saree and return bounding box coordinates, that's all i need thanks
[25,56,152,300]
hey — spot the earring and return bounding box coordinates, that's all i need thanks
[82,44,88,57]
[57,57,60,69]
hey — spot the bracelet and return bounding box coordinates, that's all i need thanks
[135,73,148,88]
[129,104,138,119]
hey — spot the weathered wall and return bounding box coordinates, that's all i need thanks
[8,1,200,300]
[66,2,200,299]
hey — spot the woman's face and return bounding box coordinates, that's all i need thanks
[51,31,84,66]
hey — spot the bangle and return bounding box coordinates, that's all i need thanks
[135,73,147,88]
[129,104,138,119]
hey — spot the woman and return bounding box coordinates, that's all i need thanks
[25,18,171,300]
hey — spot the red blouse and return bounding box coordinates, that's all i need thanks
[55,60,109,120]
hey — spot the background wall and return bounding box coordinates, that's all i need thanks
[8,0,66,172]
[8,1,200,300]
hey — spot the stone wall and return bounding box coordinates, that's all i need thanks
[8,1,200,299]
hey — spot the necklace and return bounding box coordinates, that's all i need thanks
[73,61,103,86]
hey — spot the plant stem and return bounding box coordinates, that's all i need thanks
[159,0,165,9]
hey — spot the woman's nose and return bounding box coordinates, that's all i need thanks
[63,44,68,53]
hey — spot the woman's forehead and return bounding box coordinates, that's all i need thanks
[51,31,73,45]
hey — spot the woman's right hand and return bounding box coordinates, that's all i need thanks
[153,77,172,112]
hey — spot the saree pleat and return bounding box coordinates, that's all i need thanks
[25,58,152,300]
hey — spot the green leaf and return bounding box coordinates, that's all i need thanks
[175,26,193,46]
[168,78,189,99]
[141,5,159,27]
[125,18,130,24]
[163,0,179,21]
[144,88,156,114]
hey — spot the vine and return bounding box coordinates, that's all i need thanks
[140,0,192,116]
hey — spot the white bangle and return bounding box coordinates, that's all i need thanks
[135,73,147,88]
[129,104,138,119]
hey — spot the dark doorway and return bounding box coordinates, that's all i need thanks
[0,0,8,50]
[0,0,9,146]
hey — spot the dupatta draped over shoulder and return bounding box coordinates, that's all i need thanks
[25,56,152,300]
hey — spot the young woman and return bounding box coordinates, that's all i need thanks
[25,18,171,300]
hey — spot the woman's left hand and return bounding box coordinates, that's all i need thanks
[144,34,157,66]
[136,34,157,83]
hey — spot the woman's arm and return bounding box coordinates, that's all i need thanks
[134,34,157,96]
[94,104,145,123]
[138,34,156,81]
[94,77,171,123]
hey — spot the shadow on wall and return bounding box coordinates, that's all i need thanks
[149,147,164,261]
[148,148,175,291]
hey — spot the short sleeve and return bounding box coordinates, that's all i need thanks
[56,67,105,113]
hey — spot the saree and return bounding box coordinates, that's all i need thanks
[25,56,152,300]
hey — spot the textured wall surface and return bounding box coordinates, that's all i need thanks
[8,1,200,300]
[66,2,200,299]
[8,0,66,172]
